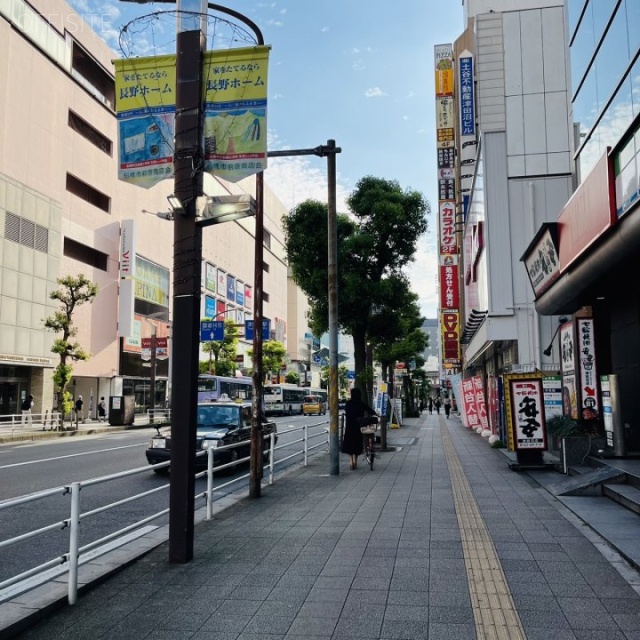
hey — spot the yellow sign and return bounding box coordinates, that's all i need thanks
[115,55,176,188]
[203,45,270,182]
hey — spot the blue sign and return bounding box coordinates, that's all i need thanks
[236,288,244,306]
[347,370,356,380]
[200,320,224,342]
[204,296,215,319]
[245,319,270,340]
[459,56,475,136]
[227,274,235,301]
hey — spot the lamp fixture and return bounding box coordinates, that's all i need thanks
[196,194,257,228]
[142,208,173,221]
[542,315,569,357]
[167,194,185,215]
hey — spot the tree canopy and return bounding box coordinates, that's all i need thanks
[283,176,429,393]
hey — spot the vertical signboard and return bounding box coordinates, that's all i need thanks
[118,219,136,338]
[504,374,547,452]
[560,320,578,419]
[435,43,460,369]
[473,376,488,431]
[458,55,475,137]
[576,318,599,420]
[461,377,478,430]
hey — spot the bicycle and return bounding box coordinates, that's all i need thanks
[359,415,379,470]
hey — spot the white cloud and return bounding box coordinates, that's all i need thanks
[352,60,365,71]
[321,26,329,32]
[403,115,409,121]
[267,19,284,27]
[271,93,284,100]
[365,87,386,98]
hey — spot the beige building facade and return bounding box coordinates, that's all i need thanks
[0,0,309,418]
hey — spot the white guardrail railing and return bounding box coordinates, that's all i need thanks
[0,412,63,436]
[0,421,330,606]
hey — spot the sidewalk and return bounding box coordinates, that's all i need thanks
[5,412,640,639]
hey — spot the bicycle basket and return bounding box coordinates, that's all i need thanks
[358,415,378,428]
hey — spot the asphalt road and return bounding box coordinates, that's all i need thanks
[0,414,330,585]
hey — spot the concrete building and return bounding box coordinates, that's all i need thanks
[0,0,308,418]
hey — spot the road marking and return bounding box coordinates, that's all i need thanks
[441,421,526,640]
[0,443,144,470]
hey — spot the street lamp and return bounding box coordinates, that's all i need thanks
[543,316,569,358]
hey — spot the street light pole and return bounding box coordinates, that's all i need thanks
[150,326,157,423]
[168,0,206,564]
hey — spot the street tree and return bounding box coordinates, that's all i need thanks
[200,319,239,376]
[285,371,300,385]
[249,340,287,383]
[320,364,349,395]
[44,274,98,429]
[283,176,428,396]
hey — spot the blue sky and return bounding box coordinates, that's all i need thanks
[68,0,464,317]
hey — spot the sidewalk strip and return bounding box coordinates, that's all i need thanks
[441,421,526,640]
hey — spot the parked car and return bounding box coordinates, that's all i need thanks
[302,395,326,416]
[145,401,277,474]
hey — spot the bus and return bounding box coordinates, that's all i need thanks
[263,384,327,415]
[197,375,253,403]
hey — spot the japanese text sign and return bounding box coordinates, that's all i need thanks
[473,376,488,431]
[439,255,459,310]
[245,319,270,341]
[439,201,457,254]
[505,375,547,451]
[577,318,599,420]
[200,320,224,342]
[440,311,461,366]
[461,378,478,430]
[458,56,475,136]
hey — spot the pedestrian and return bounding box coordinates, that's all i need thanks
[98,397,107,422]
[341,387,377,471]
[75,395,84,424]
[435,397,441,414]
[444,396,451,419]
[21,394,34,426]
[428,398,433,414]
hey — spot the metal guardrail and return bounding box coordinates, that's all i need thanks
[0,420,329,606]
[0,412,62,436]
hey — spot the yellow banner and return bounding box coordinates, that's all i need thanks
[115,55,176,188]
[203,45,270,182]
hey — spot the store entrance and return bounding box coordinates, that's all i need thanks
[0,366,31,419]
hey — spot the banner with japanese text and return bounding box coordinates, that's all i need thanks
[461,378,478,430]
[203,45,269,182]
[504,374,547,452]
[115,55,176,188]
[473,376,488,431]
[439,255,459,310]
[577,318,599,421]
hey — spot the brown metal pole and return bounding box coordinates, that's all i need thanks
[250,171,265,498]
[168,24,204,564]
[150,329,157,424]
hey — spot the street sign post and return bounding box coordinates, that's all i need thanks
[200,320,224,342]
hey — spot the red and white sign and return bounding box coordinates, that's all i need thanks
[461,378,478,429]
[508,377,547,450]
[141,337,169,361]
[577,318,599,420]
[473,376,488,431]
[439,255,459,310]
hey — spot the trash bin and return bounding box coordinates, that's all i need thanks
[108,395,135,426]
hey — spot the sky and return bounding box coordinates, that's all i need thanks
[68,0,465,318]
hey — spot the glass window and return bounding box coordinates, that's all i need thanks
[591,0,619,46]
[568,0,588,40]
[625,0,640,58]
[576,129,602,183]
[598,75,633,150]
[573,69,598,139]
[631,55,640,120]
[571,2,596,94]
[595,4,630,108]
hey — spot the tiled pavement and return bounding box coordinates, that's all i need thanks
[7,412,640,639]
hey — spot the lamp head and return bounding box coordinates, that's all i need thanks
[558,315,568,324]
[543,346,552,357]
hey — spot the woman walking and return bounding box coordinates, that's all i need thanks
[342,388,377,470]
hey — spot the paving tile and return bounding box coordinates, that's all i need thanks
[428,622,478,639]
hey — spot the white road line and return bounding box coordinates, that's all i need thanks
[0,443,144,470]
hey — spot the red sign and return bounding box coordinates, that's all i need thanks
[440,311,461,364]
[439,257,459,310]
[473,376,488,431]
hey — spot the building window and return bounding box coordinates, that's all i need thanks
[263,229,271,250]
[63,237,108,271]
[4,212,49,253]
[263,292,270,303]
[66,174,110,212]
[68,111,112,155]
[71,41,115,109]
[263,261,270,273]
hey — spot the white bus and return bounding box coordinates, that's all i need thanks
[264,384,328,415]
[197,375,253,403]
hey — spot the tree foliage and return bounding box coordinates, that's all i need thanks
[283,176,429,395]
[44,274,98,427]
[249,340,287,382]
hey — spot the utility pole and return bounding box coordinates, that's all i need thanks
[168,0,206,564]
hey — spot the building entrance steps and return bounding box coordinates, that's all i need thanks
[7,413,640,639]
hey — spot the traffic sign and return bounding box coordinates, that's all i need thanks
[245,319,270,340]
[200,320,224,342]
